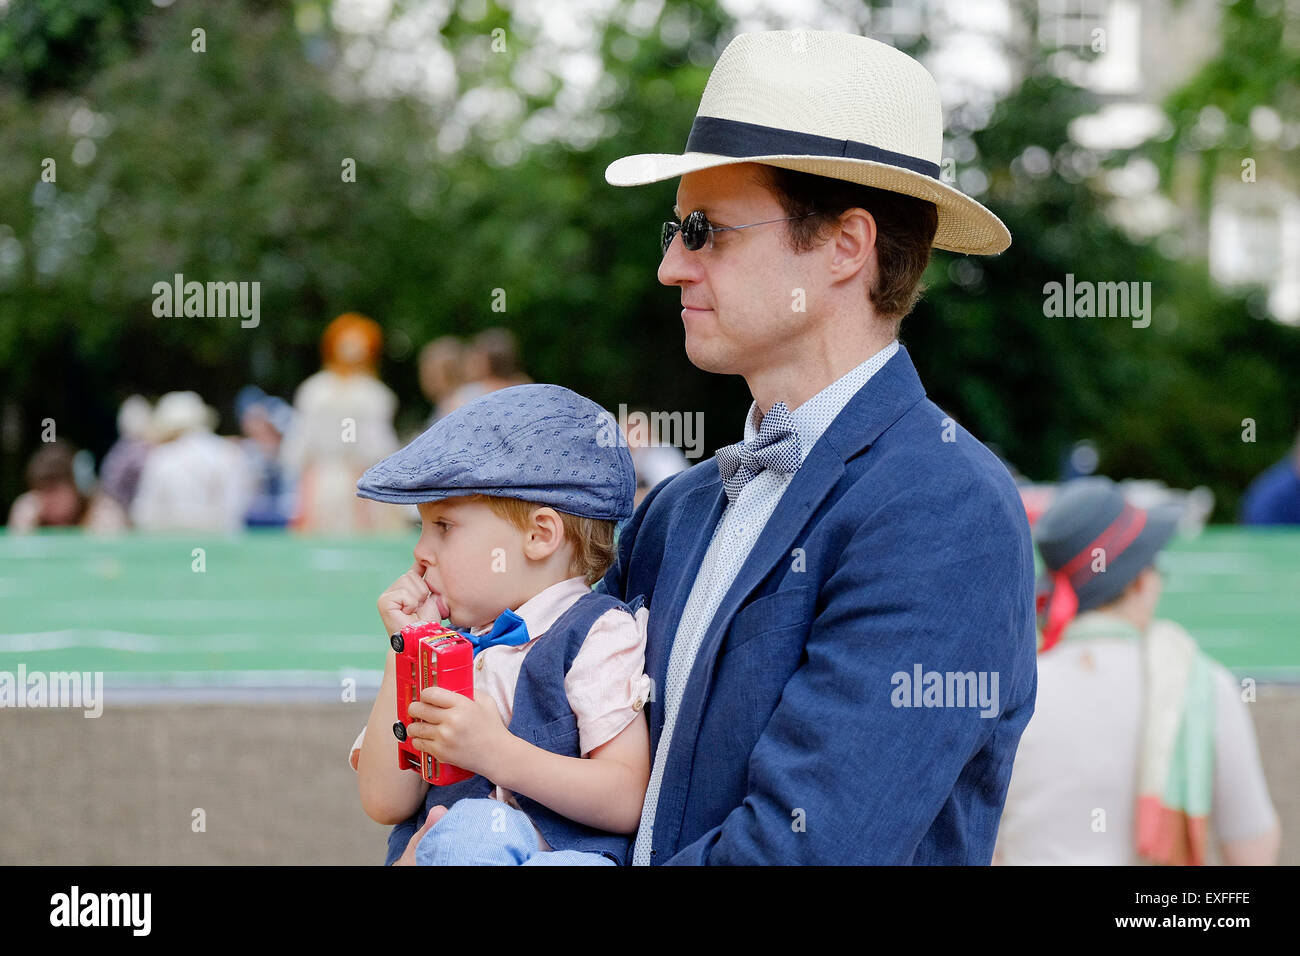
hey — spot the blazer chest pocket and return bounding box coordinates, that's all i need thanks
[721,586,813,658]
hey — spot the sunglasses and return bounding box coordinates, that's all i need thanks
[661,210,818,256]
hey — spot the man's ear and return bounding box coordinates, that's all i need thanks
[827,207,877,286]
[522,507,566,561]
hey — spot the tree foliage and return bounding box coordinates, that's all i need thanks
[0,0,1295,519]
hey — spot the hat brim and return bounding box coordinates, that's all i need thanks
[355,488,478,507]
[1073,502,1183,612]
[606,151,1010,256]
[150,406,218,441]
[355,486,632,522]
[1140,503,1182,560]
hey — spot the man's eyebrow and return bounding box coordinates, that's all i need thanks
[673,204,731,221]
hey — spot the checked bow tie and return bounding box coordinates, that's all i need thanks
[715,401,803,504]
[457,608,530,656]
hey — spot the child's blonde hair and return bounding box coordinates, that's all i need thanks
[457,494,616,586]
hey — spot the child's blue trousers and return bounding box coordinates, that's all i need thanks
[414,798,616,866]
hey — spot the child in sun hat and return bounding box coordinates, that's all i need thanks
[350,383,652,865]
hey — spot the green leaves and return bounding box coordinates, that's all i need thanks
[0,0,1295,520]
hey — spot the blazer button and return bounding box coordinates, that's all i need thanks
[632,698,643,712]
[475,657,485,671]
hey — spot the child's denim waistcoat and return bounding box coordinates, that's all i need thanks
[385,589,645,865]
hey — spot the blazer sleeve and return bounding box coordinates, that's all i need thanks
[662,474,1038,864]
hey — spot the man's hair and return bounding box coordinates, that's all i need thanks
[459,493,615,586]
[756,165,938,333]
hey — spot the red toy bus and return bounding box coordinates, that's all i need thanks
[391,621,475,786]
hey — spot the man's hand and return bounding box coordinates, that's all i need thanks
[378,560,443,636]
[407,685,517,781]
[392,804,450,866]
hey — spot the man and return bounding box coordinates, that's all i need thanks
[596,30,1038,863]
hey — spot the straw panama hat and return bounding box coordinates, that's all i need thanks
[605,30,1011,256]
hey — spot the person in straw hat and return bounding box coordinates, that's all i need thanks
[131,391,253,532]
[592,30,1037,864]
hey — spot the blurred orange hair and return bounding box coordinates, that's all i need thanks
[322,312,383,374]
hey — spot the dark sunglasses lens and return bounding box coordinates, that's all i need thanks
[661,221,678,255]
[681,211,709,250]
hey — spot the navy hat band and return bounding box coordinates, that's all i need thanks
[684,115,941,180]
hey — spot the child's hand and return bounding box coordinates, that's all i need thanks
[407,686,516,781]
[378,560,444,636]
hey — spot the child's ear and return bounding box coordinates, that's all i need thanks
[522,507,566,560]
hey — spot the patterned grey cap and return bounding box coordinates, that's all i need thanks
[355,383,635,521]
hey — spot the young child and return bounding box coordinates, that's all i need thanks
[349,383,651,866]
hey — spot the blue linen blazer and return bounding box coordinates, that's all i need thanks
[597,344,1038,864]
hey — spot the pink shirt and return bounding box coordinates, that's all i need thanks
[351,576,651,809]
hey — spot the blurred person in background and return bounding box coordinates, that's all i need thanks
[438,327,532,416]
[1241,425,1300,525]
[418,335,466,427]
[1059,439,1100,482]
[7,441,125,532]
[995,477,1280,865]
[97,394,154,518]
[131,391,252,533]
[623,407,689,507]
[235,385,296,528]
[281,312,406,533]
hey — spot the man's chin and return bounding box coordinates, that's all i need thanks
[683,336,742,376]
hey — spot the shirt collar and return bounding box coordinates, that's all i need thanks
[467,575,590,640]
[742,339,900,462]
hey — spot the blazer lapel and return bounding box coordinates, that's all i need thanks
[645,477,726,745]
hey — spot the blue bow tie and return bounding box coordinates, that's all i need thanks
[457,608,530,656]
[715,401,803,503]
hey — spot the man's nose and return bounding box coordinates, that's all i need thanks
[657,232,703,287]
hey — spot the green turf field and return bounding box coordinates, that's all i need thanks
[0,527,1296,688]
[0,529,411,688]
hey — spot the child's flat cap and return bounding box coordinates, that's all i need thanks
[355,383,635,521]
